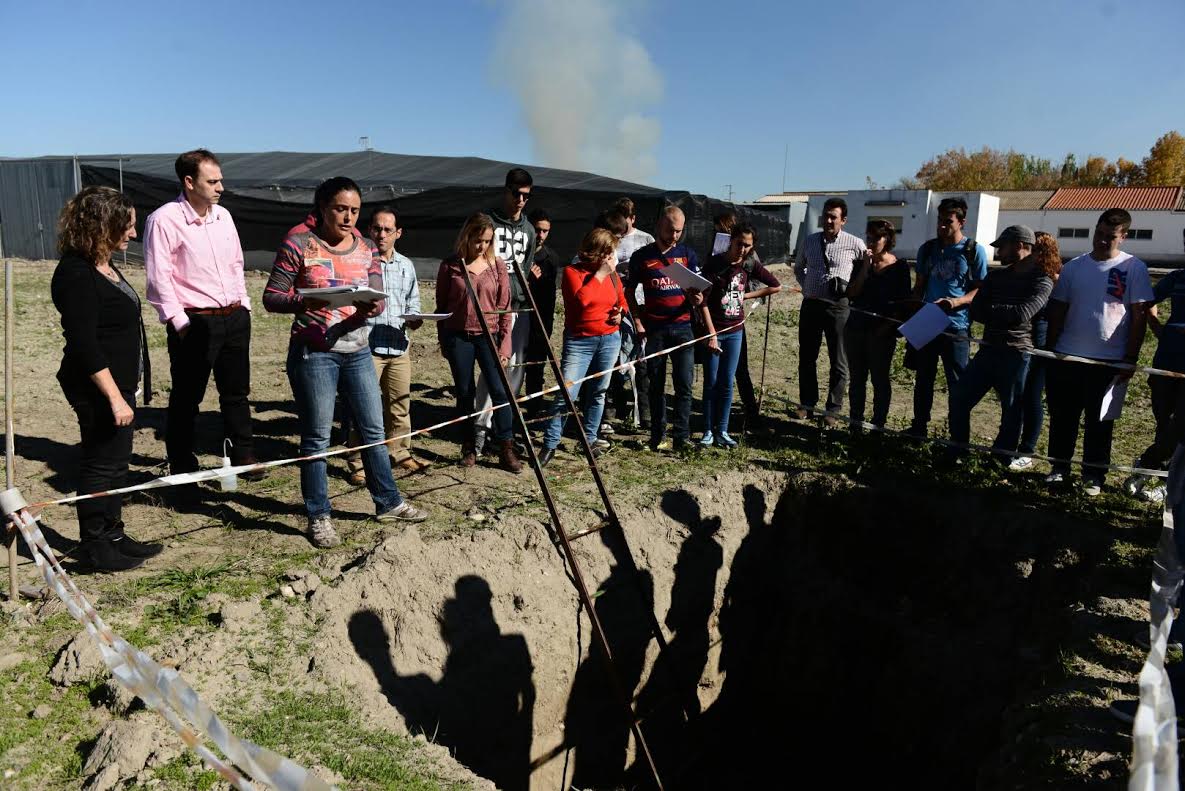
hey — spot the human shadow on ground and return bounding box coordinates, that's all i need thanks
[348,576,536,791]
[631,490,724,781]
[560,526,656,790]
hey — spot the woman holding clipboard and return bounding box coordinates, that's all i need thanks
[265,177,427,549]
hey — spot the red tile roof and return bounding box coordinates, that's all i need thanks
[1044,186,1183,211]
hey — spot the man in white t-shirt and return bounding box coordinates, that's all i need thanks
[1044,208,1153,494]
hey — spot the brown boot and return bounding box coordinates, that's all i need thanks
[498,439,523,474]
[460,441,477,468]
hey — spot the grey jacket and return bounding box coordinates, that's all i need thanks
[489,209,537,309]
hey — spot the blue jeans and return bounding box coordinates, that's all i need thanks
[646,323,695,443]
[543,331,621,449]
[440,330,512,443]
[948,345,1030,452]
[701,327,744,435]
[286,343,403,518]
[911,328,971,431]
[1017,318,1048,454]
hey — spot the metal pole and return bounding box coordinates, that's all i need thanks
[755,290,774,415]
[454,258,665,789]
[5,258,16,601]
[119,158,126,267]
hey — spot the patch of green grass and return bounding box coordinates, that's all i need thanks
[0,658,107,789]
[152,751,221,790]
[232,690,469,791]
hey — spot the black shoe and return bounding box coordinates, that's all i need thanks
[237,457,268,482]
[539,447,556,467]
[592,444,608,460]
[113,534,163,559]
[83,539,146,572]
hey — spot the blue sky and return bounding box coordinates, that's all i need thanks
[2,0,1183,201]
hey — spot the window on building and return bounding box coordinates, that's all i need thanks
[1058,228,1089,239]
[1129,229,1153,240]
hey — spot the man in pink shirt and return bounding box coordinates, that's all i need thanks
[144,149,261,477]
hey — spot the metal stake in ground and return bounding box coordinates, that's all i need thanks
[455,255,666,790]
[5,258,16,602]
[755,288,774,416]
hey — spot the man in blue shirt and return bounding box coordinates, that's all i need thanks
[908,197,989,438]
[347,206,428,482]
[1125,227,1185,502]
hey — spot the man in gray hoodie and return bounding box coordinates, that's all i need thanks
[474,168,538,454]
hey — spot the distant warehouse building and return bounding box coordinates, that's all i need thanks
[756,185,1185,266]
[991,186,1184,265]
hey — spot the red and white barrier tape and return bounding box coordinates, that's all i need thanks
[0,491,335,791]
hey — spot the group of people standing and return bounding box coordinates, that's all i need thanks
[794,196,1181,501]
[51,149,1180,570]
[51,153,779,564]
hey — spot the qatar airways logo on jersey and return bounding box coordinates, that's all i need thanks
[495,227,529,270]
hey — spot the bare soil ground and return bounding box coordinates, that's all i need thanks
[0,259,1170,790]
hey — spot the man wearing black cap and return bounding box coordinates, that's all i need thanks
[948,225,1052,458]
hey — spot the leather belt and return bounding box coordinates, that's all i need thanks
[186,301,242,317]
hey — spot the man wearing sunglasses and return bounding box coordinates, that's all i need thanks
[474,168,538,455]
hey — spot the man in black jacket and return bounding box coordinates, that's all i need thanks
[524,208,560,418]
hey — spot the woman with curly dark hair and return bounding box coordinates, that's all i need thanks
[1006,231,1063,470]
[844,219,911,429]
[52,186,161,572]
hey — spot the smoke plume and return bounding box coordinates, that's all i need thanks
[491,0,663,184]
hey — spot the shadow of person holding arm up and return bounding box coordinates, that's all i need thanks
[349,575,535,791]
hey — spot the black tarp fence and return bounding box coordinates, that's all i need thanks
[82,166,790,270]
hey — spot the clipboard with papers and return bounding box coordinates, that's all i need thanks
[659,263,712,292]
[297,286,388,308]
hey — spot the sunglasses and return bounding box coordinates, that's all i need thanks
[509,190,531,202]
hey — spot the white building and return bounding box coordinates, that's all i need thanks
[757,186,1185,265]
[991,186,1185,265]
[797,190,999,261]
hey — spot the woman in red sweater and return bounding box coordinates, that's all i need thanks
[436,213,521,472]
[539,228,628,467]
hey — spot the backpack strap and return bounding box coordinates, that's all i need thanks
[917,238,935,274]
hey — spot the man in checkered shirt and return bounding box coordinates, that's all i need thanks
[792,197,867,425]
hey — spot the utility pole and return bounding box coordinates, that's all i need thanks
[359,136,373,151]
[724,184,734,203]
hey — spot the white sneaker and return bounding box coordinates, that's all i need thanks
[1043,471,1065,485]
[1008,456,1034,472]
[307,514,341,548]
[377,501,428,523]
[600,422,615,436]
[1082,479,1103,497]
[1141,484,1167,504]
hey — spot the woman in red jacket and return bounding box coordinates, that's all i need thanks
[436,213,521,472]
[538,228,628,466]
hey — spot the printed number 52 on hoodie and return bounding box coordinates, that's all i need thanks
[496,229,529,269]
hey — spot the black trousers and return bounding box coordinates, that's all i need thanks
[69,392,133,543]
[1046,359,1119,478]
[524,323,552,414]
[734,328,759,414]
[1138,376,1185,470]
[165,307,254,471]
[798,297,849,411]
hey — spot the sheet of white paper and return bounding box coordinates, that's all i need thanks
[659,263,712,292]
[296,286,387,308]
[712,232,731,256]
[1100,376,1130,421]
[898,303,953,350]
[399,312,453,321]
